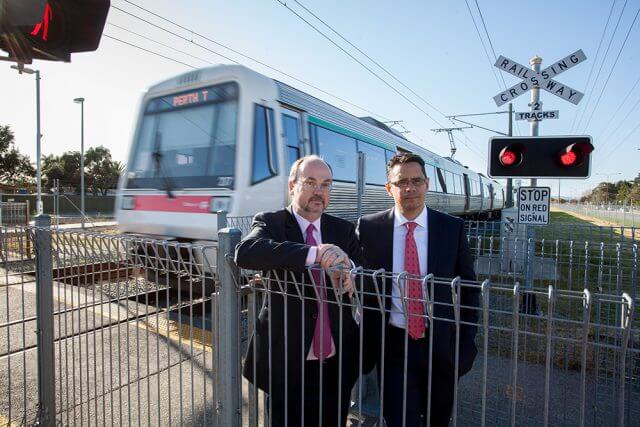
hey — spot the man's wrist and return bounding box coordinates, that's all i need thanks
[305,246,318,266]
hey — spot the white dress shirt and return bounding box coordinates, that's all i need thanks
[291,208,336,359]
[390,206,429,330]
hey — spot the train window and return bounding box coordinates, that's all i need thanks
[127,81,239,190]
[252,104,278,184]
[282,114,300,170]
[436,168,447,192]
[314,125,357,182]
[455,174,464,195]
[445,171,455,195]
[473,180,482,196]
[385,149,396,165]
[358,141,387,185]
[425,164,439,192]
[208,100,237,178]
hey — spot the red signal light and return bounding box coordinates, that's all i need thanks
[558,142,593,167]
[498,144,524,167]
[559,150,577,166]
[500,150,517,166]
[30,3,52,41]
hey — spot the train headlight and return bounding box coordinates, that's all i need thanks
[210,197,231,213]
[121,196,136,210]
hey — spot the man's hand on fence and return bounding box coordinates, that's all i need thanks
[316,244,354,297]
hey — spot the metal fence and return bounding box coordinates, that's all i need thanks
[217,228,640,426]
[0,202,29,227]
[1,218,640,425]
[1,218,219,426]
[554,203,640,228]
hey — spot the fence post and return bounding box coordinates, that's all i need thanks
[215,227,242,426]
[216,210,228,229]
[34,215,55,426]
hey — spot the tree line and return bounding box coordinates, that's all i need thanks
[0,124,122,195]
[579,174,640,205]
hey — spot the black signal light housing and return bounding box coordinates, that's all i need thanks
[488,136,594,178]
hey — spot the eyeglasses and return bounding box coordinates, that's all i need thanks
[298,180,333,192]
[389,177,427,188]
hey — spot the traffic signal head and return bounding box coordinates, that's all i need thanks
[488,136,594,178]
[0,0,110,63]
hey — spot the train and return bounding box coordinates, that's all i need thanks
[116,64,504,247]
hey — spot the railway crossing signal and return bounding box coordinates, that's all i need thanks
[488,136,594,178]
[493,50,587,107]
[0,0,110,64]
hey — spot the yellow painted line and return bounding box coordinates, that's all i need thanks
[50,283,214,353]
[0,414,21,427]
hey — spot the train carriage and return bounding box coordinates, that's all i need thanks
[116,64,504,245]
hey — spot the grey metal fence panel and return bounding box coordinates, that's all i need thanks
[0,202,29,226]
[3,219,640,425]
[224,265,639,426]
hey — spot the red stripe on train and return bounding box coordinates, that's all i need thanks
[134,195,212,213]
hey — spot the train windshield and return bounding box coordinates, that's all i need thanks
[126,82,238,190]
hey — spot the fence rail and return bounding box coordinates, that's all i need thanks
[0,201,29,227]
[554,202,640,228]
[1,218,640,425]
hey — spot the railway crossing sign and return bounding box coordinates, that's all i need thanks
[515,101,559,122]
[493,49,587,107]
[517,187,550,225]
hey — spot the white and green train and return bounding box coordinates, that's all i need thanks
[116,64,504,243]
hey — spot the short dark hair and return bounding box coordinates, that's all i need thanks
[386,152,427,180]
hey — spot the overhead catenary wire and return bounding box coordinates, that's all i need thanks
[291,0,487,161]
[569,0,617,133]
[102,34,197,68]
[106,22,216,66]
[580,4,640,133]
[111,2,392,121]
[573,0,629,132]
[272,0,487,162]
[292,0,447,118]
[595,72,640,142]
[463,0,504,91]
[464,0,523,138]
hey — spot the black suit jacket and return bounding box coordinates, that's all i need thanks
[235,207,362,396]
[356,207,480,377]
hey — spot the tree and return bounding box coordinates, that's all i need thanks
[92,160,124,195]
[42,146,123,195]
[0,125,35,187]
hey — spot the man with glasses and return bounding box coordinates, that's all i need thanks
[357,153,479,426]
[236,155,362,426]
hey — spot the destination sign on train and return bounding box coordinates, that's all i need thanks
[144,82,238,114]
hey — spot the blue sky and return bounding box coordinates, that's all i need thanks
[1,0,638,199]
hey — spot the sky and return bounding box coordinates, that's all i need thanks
[1,0,639,199]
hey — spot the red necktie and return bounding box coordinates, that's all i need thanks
[305,224,332,360]
[404,222,425,340]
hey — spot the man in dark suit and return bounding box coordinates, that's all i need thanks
[357,153,480,427]
[235,155,362,427]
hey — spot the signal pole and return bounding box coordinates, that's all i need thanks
[529,56,542,187]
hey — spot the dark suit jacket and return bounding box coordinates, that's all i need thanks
[356,207,480,377]
[235,206,363,397]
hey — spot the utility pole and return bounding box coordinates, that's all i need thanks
[430,126,472,158]
[74,97,85,228]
